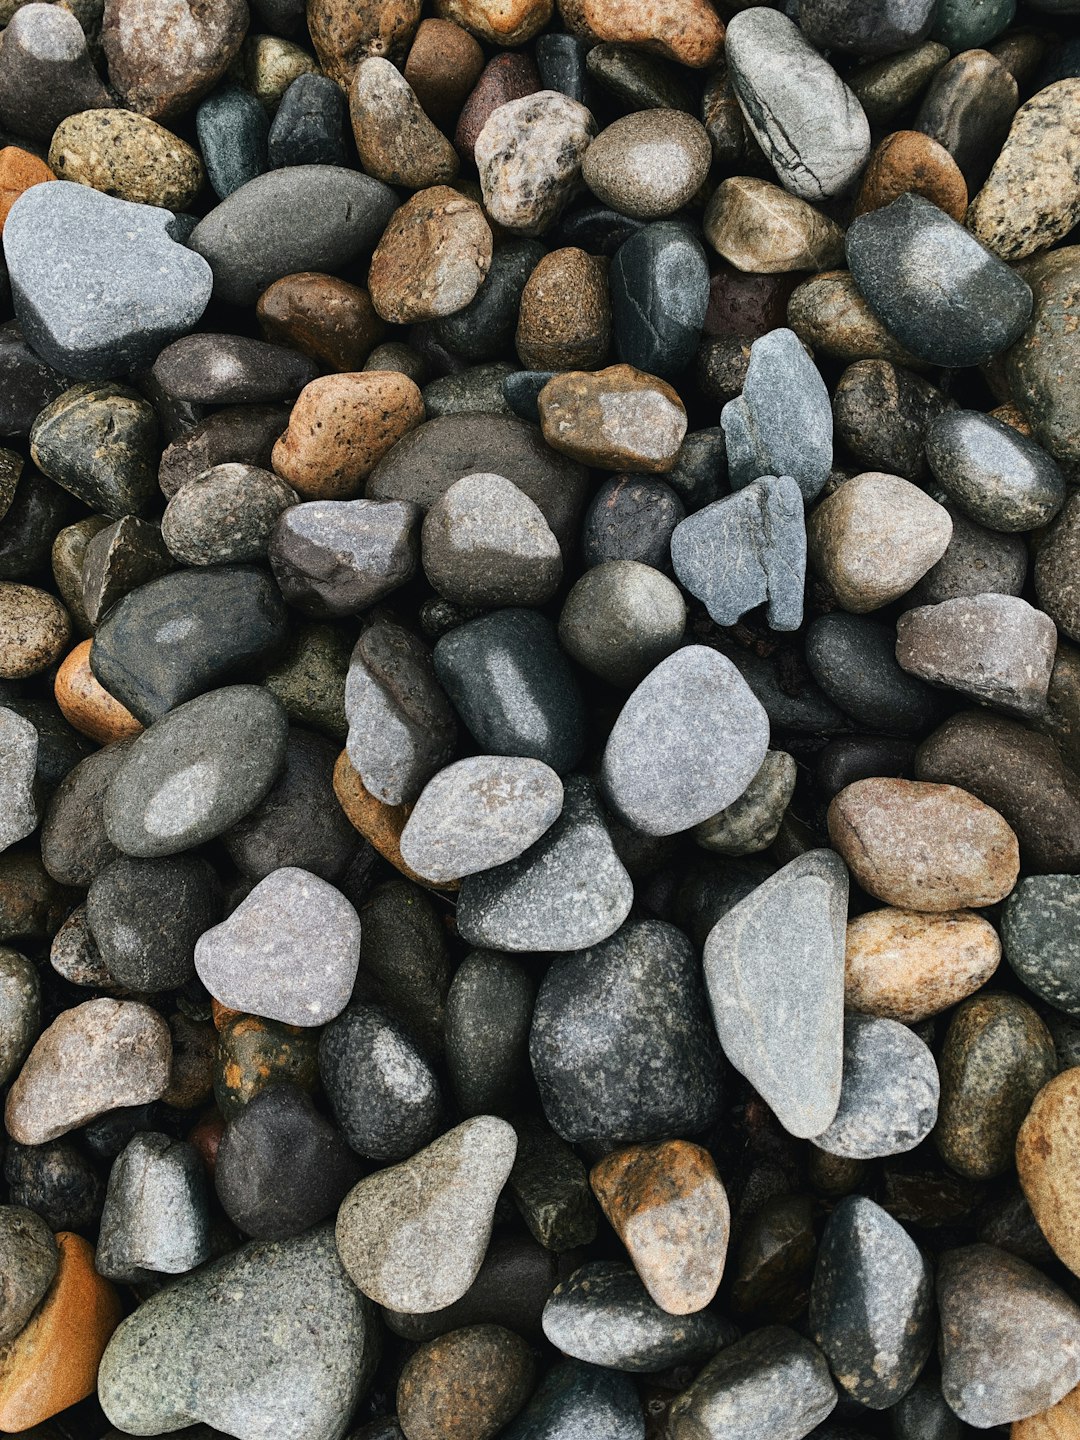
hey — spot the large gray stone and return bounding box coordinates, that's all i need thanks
[269,498,419,618]
[96,1133,211,1284]
[1002,875,1080,1016]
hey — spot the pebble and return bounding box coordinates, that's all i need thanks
[1015,1385,1080,1440]
[87,853,218,990]
[1003,877,1080,1015]
[101,0,248,120]
[49,108,203,210]
[833,359,951,484]
[704,176,846,274]
[30,381,159,518]
[96,1132,210,1283]
[152,333,318,406]
[926,408,1065,532]
[501,1359,643,1440]
[581,0,724,68]
[350,58,458,188]
[705,851,847,1140]
[590,1140,729,1315]
[609,221,709,380]
[404,19,485,128]
[434,239,545,364]
[845,193,1033,368]
[475,91,596,235]
[456,53,542,162]
[269,73,349,168]
[425,363,516,418]
[369,185,492,325]
[4,998,170,1145]
[0,146,55,234]
[693,748,796,856]
[809,1195,933,1408]
[4,1137,104,1236]
[1036,493,1080,642]
[1017,1067,1080,1280]
[853,128,968,221]
[582,109,710,220]
[529,918,722,1142]
[455,773,633,953]
[397,1324,536,1440]
[805,613,941,735]
[0,581,70,679]
[811,1014,940,1160]
[335,1116,517,1312]
[257,274,384,373]
[158,404,291,497]
[786,270,924,368]
[214,1011,319,1121]
[509,1117,598,1252]
[916,47,1019,193]
[98,1226,378,1440]
[270,498,419,617]
[39,737,132,887]
[162,464,296,567]
[937,1245,1080,1428]
[516,247,610,372]
[845,907,1000,1023]
[800,0,937,55]
[446,952,533,1118]
[0,948,39,1087]
[848,40,950,125]
[4,183,212,379]
[721,328,832,502]
[188,165,396,307]
[349,878,449,1055]
[0,1204,56,1345]
[195,85,269,200]
[540,363,686,472]
[582,475,684,569]
[305,0,421,88]
[0,706,39,851]
[1006,247,1080,477]
[0,4,112,141]
[559,560,684,688]
[912,504,1027,605]
[80,516,172,628]
[586,43,695,113]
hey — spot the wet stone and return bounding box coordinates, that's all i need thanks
[811,1014,940,1160]
[96,1133,210,1283]
[87,854,219,992]
[257,273,384,374]
[926,408,1065,533]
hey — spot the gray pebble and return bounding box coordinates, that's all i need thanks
[693,749,796,856]
[909,504,1027,605]
[1002,875,1080,1016]
[96,1132,211,1283]
[269,498,419,618]
[0,707,39,852]
[926,409,1065,532]
[87,854,220,992]
[447,952,535,1119]
[421,472,562,607]
[422,364,516,419]
[805,612,944,735]
[0,1204,57,1344]
[39,739,133,887]
[0,948,39,1087]
[501,1359,643,1440]
[811,1014,940,1159]
[582,110,711,220]
[558,560,686,688]
[151,333,319,406]
[162,464,298,567]
[0,4,112,141]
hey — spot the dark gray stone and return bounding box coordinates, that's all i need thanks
[422,364,515,420]
[501,1359,643,1440]
[558,560,685,688]
[431,240,546,363]
[932,0,1016,48]
[529,918,723,1143]
[352,879,450,1059]
[151,334,319,405]
[5,184,212,379]
[0,322,70,438]
[446,951,534,1118]
[39,740,134,887]
[811,1015,940,1159]
[926,409,1065,533]
[81,516,173,628]
[915,46,1018,190]
[161,463,298,567]
[196,85,270,200]
[158,405,291,498]
[831,359,951,483]
[890,1378,962,1440]
[268,74,349,168]
[87,854,220,992]
[509,1118,598,1253]
[582,476,685,571]
[610,222,709,381]
[30,382,160,518]
[0,1204,57,1344]
[502,370,554,424]
[805,613,944,735]
[586,44,695,113]
[2,695,93,788]
[96,1133,211,1284]
[1002,875,1080,1016]
[721,329,832,501]
[909,504,1027,605]
[269,498,419,618]
[4,1137,104,1234]
[421,472,562,607]
[0,3,112,141]
[1005,249,1080,478]
[664,427,727,511]
[536,33,591,102]
[798,0,937,56]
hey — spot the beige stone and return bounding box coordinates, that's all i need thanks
[845,907,1001,1023]
[368,185,492,324]
[705,176,845,274]
[434,0,553,45]
[49,108,203,210]
[1018,1069,1080,1281]
[538,364,686,472]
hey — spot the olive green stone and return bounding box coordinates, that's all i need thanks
[261,621,351,742]
[30,383,160,518]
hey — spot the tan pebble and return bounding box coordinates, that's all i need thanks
[369,185,492,324]
[435,0,553,44]
[242,35,319,112]
[0,583,72,679]
[1014,1379,1080,1439]
[0,146,55,233]
[990,400,1035,437]
[705,176,846,273]
[403,18,484,128]
[516,248,610,371]
[54,640,143,745]
[854,129,967,222]
[844,907,1001,1023]
[582,0,724,67]
[788,270,928,367]
[1018,1068,1080,1282]
[307,0,422,88]
[538,363,686,472]
[582,108,712,220]
[271,372,424,500]
[827,777,1020,912]
[333,750,457,891]
[48,108,204,210]
[257,272,386,373]
[350,56,459,189]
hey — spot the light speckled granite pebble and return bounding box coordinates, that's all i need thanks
[96,1132,210,1283]
[475,91,596,236]
[811,1014,940,1159]
[0,708,38,853]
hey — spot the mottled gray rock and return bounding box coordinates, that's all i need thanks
[704,851,847,1140]
[4,183,212,380]
[39,740,132,888]
[721,330,833,502]
[896,595,1057,718]
[926,410,1065,532]
[529,919,723,1144]
[542,1262,727,1373]
[0,1204,57,1345]
[890,1378,962,1440]
[600,646,770,838]
[161,464,298,567]
[0,949,39,1088]
[456,774,633,953]
[269,498,419,618]
[400,757,563,884]
[421,472,562,607]
[0,3,112,140]
[0,708,39,853]
[81,516,173,628]
[335,1116,518,1312]
[501,1359,644,1440]
[811,1014,940,1159]
[30,382,160,518]
[667,1325,837,1440]
[104,686,288,858]
[344,618,456,807]
[671,477,806,630]
[938,1245,1080,1428]
[509,1118,598,1253]
[693,750,796,856]
[558,560,686,688]
[799,0,937,56]
[725,8,870,200]
[98,1226,379,1440]
[96,1133,211,1284]
[446,952,534,1118]
[87,854,220,992]
[809,1195,933,1409]
[909,504,1027,605]
[1002,875,1080,1015]
[475,91,596,236]
[195,867,360,1027]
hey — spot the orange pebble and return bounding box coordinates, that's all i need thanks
[0,1231,122,1430]
[0,147,55,234]
[211,997,243,1031]
[333,749,457,891]
[54,640,143,745]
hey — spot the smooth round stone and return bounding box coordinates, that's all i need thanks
[152,333,318,406]
[398,1325,535,1440]
[422,472,562,608]
[188,166,396,307]
[269,498,419,618]
[30,382,159,518]
[530,918,722,1143]
[446,951,533,1118]
[582,109,709,220]
[559,561,685,689]
[404,18,484,128]
[704,176,846,274]
[4,998,170,1145]
[600,645,769,838]
[583,0,723,64]
[909,504,1027,604]
[5,183,212,379]
[99,1226,377,1440]
[268,73,348,169]
[336,1116,517,1313]
[543,1262,726,1374]
[0,1205,56,1345]
[215,1084,359,1240]
[319,1002,442,1161]
[213,1012,319,1122]
[1006,248,1080,476]
[500,1359,643,1440]
[195,85,269,200]
[0,582,70,680]
[832,359,951,483]
[423,363,516,419]
[454,774,633,954]
[845,907,1000,1023]
[800,0,937,56]
[96,1133,210,1284]
[926,408,1064,532]
[1036,493,1080,641]
[475,91,596,236]
[848,41,951,126]
[1004,877,1080,1016]
[610,221,709,380]
[158,404,290,497]
[809,1195,933,1409]
[846,192,1032,367]
[369,185,492,325]
[433,239,544,363]
[0,949,38,1088]
[196,867,360,1028]
[725,7,870,200]
[1017,1068,1080,1283]
[257,273,384,373]
[582,476,684,571]
[807,472,952,613]
[349,59,455,188]
[90,566,288,725]
[104,685,287,858]
[811,1014,940,1159]
[854,128,968,223]
[48,108,202,210]
[162,464,297,567]
[937,1245,1080,1429]
[87,854,219,992]
[935,992,1056,1180]
[0,4,111,141]
[932,0,1016,48]
[515,247,610,372]
[805,613,940,735]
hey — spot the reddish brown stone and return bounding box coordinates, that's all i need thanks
[101,0,249,121]
[703,267,799,340]
[307,0,423,88]
[188,1108,225,1176]
[0,147,55,234]
[516,248,611,371]
[454,54,540,162]
[854,129,968,222]
[538,364,686,472]
[257,273,386,373]
[581,0,725,67]
[404,18,485,127]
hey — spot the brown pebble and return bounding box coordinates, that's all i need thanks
[404,18,485,128]
[827,777,1020,912]
[271,372,425,501]
[581,0,725,67]
[0,583,71,680]
[990,401,1034,437]
[1018,1068,1080,1282]
[853,129,968,222]
[454,53,540,162]
[101,0,249,121]
[54,640,143,746]
[844,907,1001,1024]
[705,176,845,273]
[333,750,457,891]
[516,248,610,371]
[704,267,797,339]
[350,56,460,189]
[538,364,687,472]
[257,273,386,373]
[48,108,204,211]
[368,185,493,325]
[161,1011,216,1110]
[1014,1382,1080,1440]
[307,0,423,88]
[788,271,927,367]
[0,146,54,234]
[396,1323,536,1440]
[436,0,552,45]
[188,1109,225,1176]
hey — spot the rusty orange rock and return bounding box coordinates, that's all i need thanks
[54,640,143,745]
[853,130,968,222]
[0,147,55,233]
[0,1231,122,1430]
[257,273,386,373]
[590,1140,729,1315]
[582,0,724,66]
[1017,1068,1080,1281]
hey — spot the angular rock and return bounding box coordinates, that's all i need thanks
[30,382,159,518]
[811,1014,939,1160]
[269,498,418,618]
[96,1132,210,1283]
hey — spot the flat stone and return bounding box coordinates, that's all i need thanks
[845,192,1033,367]
[87,853,219,991]
[704,177,846,273]
[0,1205,56,1345]
[96,1133,210,1283]
[926,408,1065,532]
[30,381,158,518]
[195,85,269,200]
[475,90,596,236]
[529,918,722,1143]
[98,1226,378,1440]
[269,73,349,168]
[0,4,112,141]
[853,128,968,221]
[101,0,247,120]
[800,0,937,56]
[335,1116,517,1313]
[1004,876,1080,1016]
[909,504,1027,604]
[369,185,492,325]
[269,498,419,618]
[671,476,806,630]
[0,708,38,853]
[538,363,686,472]
[845,907,1001,1023]
[501,1359,643,1440]
[397,1324,536,1440]
[721,328,832,501]
[1006,248,1080,477]
[725,7,870,200]
[811,1014,939,1158]
[810,1195,933,1409]
[4,183,212,379]
[600,645,770,838]
[609,221,709,381]
[1018,1068,1080,1281]
[583,109,710,220]
[4,998,170,1145]
[558,560,685,688]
